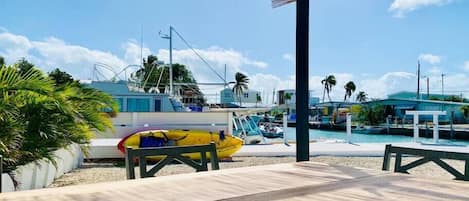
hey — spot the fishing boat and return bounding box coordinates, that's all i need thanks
[352,126,386,134]
[259,122,284,138]
[117,129,244,160]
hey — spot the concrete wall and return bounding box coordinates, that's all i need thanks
[1,143,83,192]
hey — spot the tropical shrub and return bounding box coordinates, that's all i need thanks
[460,105,469,123]
[357,104,385,126]
[0,64,117,174]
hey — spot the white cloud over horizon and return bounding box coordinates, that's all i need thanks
[282,53,294,62]
[463,61,469,72]
[419,53,441,64]
[1,30,469,103]
[389,0,454,18]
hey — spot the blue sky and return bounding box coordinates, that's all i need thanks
[1,0,469,102]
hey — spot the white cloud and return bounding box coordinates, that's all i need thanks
[0,31,129,79]
[419,53,441,64]
[282,53,294,62]
[122,40,152,65]
[389,0,453,17]
[428,66,442,75]
[359,72,416,99]
[463,61,469,72]
[0,27,9,32]
[3,31,469,102]
[156,46,268,83]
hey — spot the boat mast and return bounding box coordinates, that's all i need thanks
[169,26,173,96]
[417,60,420,99]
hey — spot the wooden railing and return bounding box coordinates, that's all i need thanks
[382,144,469,181]
[125,142,220,179]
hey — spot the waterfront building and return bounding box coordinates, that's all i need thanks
[388,91,466,102]
[277,89,320,119]
[365,98,469,123]
[220,88,261,105]
[87,81,184,112]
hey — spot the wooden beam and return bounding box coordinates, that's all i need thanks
[295,0,310,162]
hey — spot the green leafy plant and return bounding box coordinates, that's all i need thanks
[357,104,385,126]
[0,61,117,176]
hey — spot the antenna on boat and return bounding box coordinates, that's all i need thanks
[417,60,420,99]
[141,25,144,69]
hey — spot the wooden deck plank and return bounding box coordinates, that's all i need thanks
[1,162,469,201]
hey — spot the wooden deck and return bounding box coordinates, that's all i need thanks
[2,162,469,201]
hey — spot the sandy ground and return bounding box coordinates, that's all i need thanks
[49,156,466,188]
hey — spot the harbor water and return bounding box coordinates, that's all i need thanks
[282,127,469,146]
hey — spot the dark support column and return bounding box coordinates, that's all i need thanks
[295,0,310,162]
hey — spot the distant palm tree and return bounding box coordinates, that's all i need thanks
[343,81,356,102]
[356,91,368,103]
[321,75,336,102]
[232,72,249,107]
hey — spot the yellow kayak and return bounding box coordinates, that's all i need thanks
[117,129,243,160]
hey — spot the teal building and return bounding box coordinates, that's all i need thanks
[366,98,469,123]
[87,81,182,112]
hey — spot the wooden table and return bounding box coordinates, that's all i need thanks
[2,162,469,201]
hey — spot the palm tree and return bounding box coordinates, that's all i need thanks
[356,91,368,103]
[232,72,249,107]
[0,63,117,176]
[321,75,336,102]
[343,81,356,102]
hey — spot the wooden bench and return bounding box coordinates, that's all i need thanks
[125,142,219,179]
[382,144,469,181]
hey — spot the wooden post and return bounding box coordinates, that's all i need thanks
[394,153,402,172]
[382,144,391,171]
[139,154,147,178]
[433,114,439,143]
[295,0,310,162]
[413,114,419,143]
[465,160,469,180]
[210,142,220,170]
[125,147,136,180]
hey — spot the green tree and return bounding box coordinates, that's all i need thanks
[16,58,35,75]
[343,81,356,102]
[357,104,385,125]
[0,64,117,175]
[321,75,336,102]
[134,55,205,104]
[0,56,4,66]
[460,105,469,123]
[356,91,368,103]
[256,93,262,107]
[48,68,75,85]
[284,92,292,104]
[232,72,249,107]
[0,66,54,173]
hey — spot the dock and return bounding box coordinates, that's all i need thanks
[2,162,469,201]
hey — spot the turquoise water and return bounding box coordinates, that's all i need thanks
[283,128,469,146]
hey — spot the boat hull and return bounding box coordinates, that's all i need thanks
[117,129,244,160]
